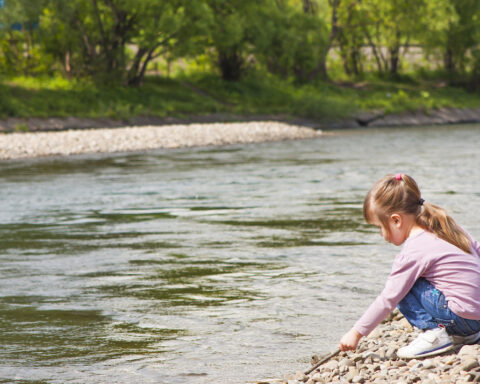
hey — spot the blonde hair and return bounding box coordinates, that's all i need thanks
[363,174,472,254]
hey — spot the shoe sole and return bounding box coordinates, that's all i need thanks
[466,334,480,345]
[398,342,455,359]
[453,333,480,346]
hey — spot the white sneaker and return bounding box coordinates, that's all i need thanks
[451,331,480,345]
[397,327,454,359]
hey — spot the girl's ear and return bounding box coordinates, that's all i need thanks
[390,213,402,226]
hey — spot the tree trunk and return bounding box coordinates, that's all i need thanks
[218,50,243,81]
[363,27,384,73]
[303,0,316,14]
[389,30,401,75]
[389,45,399,75]
[444,47,455,76]
[64,51,71,73]
[126,47,148,86]
[351,46,360,76]
[307,0,340,82]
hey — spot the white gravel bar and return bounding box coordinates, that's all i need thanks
[0,121,321,160]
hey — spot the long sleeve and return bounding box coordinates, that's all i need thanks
[353,250,427,336]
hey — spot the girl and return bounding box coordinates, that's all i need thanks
[339,174,480,359]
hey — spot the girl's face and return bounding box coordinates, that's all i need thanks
[369,208,409,246]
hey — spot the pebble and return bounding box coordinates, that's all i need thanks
[322,360,338,371]
[461,358,479,371]
[273,309,480,384]
[422,359,435,369]
[352,375,365,383]
[459,345,480,357]
[338,359,355,367]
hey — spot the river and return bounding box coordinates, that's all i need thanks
[0,124,479,383]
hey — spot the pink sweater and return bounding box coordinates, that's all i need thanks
[354,230,480,336]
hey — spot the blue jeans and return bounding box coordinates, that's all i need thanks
[397,278,480,336]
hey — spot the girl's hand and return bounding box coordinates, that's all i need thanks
[339,328,363,351]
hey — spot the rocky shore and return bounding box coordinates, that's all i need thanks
[256,310,480,384]
[0,121,321,160]
[1,107,480,133]
[1,106,479,160]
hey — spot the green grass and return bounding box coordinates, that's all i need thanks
[1,72,480,121]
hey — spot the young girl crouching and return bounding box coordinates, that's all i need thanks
[339,174,480,359]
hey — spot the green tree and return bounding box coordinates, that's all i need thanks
[0,0,49,75]
[335,0,364,76]
[335,0,431,76]
[40,0,137,81]
[442,0,480,78]
[203,0,261,81]
[251,0,329,82]
[40,0,208,85]
[125,0,210,85]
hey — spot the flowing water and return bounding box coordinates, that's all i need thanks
[1,124,479,384]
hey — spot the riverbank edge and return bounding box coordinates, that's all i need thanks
[258,310,480,384]
[0,122,322,160]
[2,106,480,133]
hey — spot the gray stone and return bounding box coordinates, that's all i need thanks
[362,352,381,360]
[323,360,338,371]
[385,347,397,359]
[312,378,325,383]
[310,373,325,383]
[439,364,451,372]
[338,358,355,368]
[461,358,479,371]
[352,375,365,383]
[459,345,480,357]
[407,374,421,382]
[352,354,363,363]
[367,329,382,339]
[293,371,308,380]
[422,359,435,369]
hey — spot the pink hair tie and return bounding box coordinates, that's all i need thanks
[395,173,402,181]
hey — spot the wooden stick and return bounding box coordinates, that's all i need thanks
[304,348,341,375]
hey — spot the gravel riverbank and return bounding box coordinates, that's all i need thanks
[257,310,480,384]
[0,121,321,160]
[1,106,479,160]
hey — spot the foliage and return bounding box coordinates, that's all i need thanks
[3,73,480,121]
[442,0,480,77]
[0,0,51,75]
[1,0,480,94]
[202,0,263,81]
[252,1,329,82]
[38,0,208,85]
[335,0,433,76]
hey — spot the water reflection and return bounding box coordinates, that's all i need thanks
[0,302,182,364]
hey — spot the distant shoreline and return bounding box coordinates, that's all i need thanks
[1,107,480,134]
[1,107,479,161]
[0,121,321,160]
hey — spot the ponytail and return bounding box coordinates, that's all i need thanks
[364,173,472,254]
[417,202,472,254]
